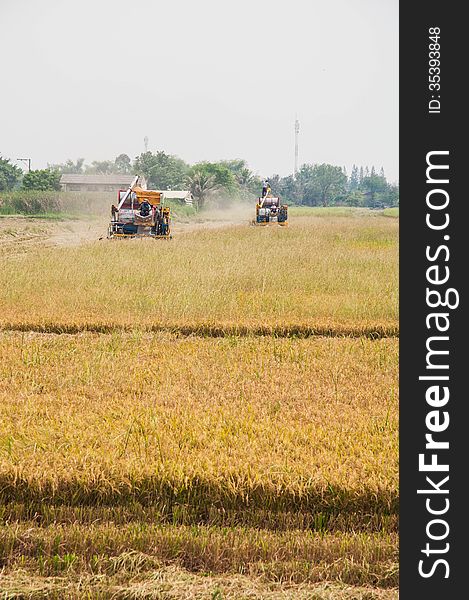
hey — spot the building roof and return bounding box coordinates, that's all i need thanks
[60,174,145,185]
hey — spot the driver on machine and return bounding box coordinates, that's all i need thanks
[139,199,151,217]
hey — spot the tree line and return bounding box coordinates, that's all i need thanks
[269,164,398,208]
[1,152,398,210]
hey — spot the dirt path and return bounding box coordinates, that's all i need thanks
[46,218,107,246]
[0,208,253,251]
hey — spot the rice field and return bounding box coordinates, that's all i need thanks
[0,216,398,336]
[0,211,398,598]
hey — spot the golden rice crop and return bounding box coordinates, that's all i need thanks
[0,331,398,526]
[0,216,398,335]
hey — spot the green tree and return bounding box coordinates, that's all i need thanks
[309,163,347,206]
[85,160,115,174]
[192,162,235,191]
[383,183,399,207]
[344,190,366,207]
[294,164,319,205]
[220,159,262,199]
[361,174,388,207]
[114,154,132,174]
[134,151,189,189]
[349,165,359,191]
[277,174,300,204]
[133,152,156,181]
[186,170,220,210]
[245,174,263,198]
[48,158,85,174]
[22,169,61,191]
[220,159,248,183]
[0,156,22,190]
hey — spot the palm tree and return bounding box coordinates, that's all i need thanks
[238,167,255,186]
[186,171,220,211]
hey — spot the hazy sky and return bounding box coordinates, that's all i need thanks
[1,0,398,182]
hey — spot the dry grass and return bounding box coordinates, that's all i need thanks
[0,216,398,335]
[0,568,398,599]
[0,522,397,587]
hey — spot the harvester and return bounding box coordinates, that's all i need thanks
[255,186,288,226]
[108,175,171,239]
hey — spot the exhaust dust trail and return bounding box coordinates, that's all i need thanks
[174,201,253,233]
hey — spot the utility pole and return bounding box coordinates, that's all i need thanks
[294,117,300,176]
[144,136,149,153]
[17,158,31,172]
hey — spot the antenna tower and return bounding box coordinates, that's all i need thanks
[294,117,300,176]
